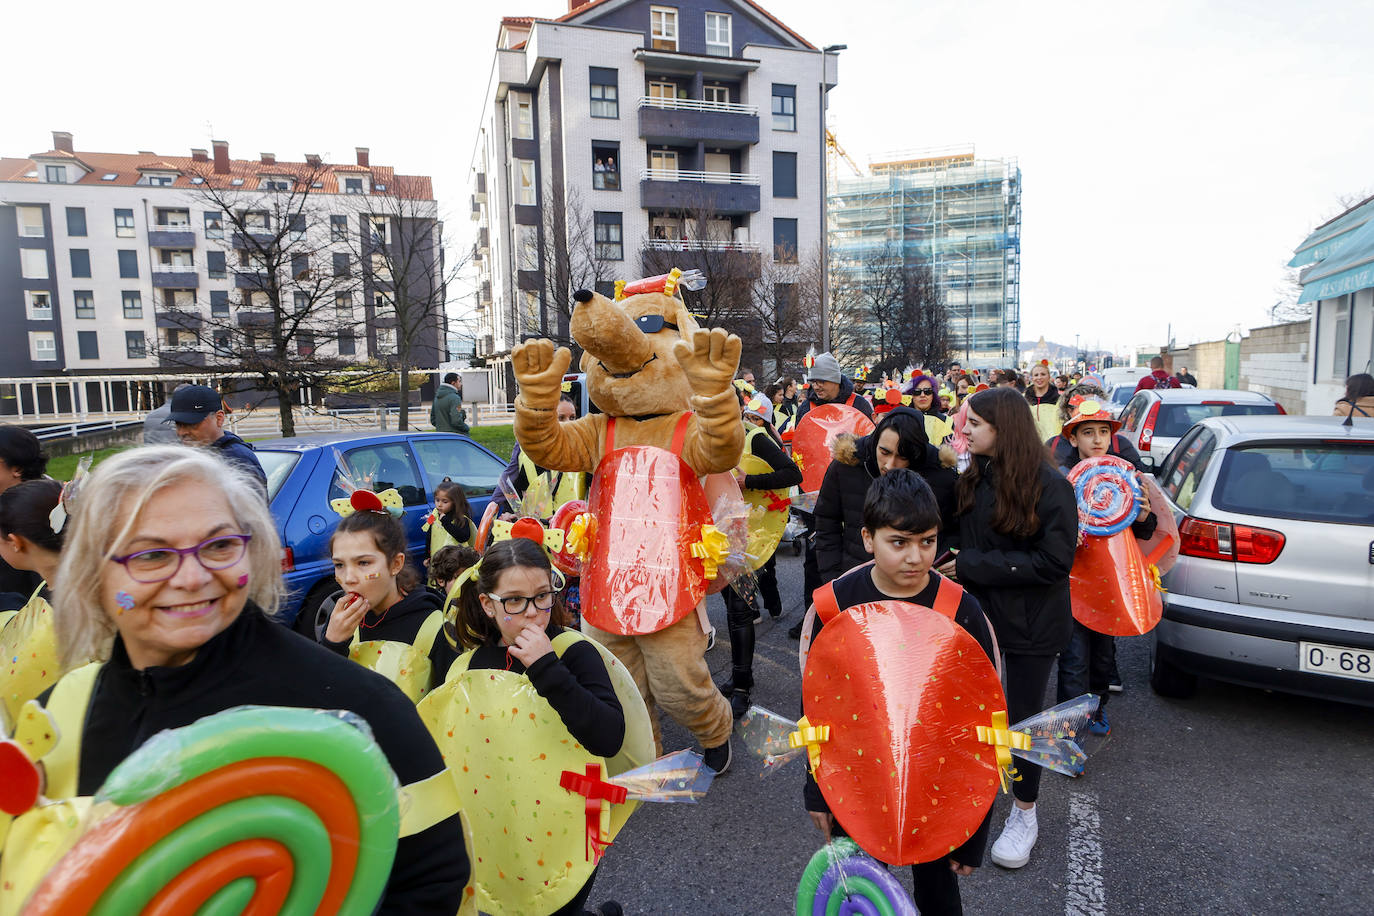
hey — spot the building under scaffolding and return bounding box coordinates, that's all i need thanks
[828,145,1021,363]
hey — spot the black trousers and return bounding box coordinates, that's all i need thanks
[1056,620,1113,711]
[1003,652,1057,804]
[724,586,756,691]
[828,822,964,915]
[757,553,781,615]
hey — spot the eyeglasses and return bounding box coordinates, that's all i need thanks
[111,534,253,584]
[913,389,934,396]
[486,589,557,615]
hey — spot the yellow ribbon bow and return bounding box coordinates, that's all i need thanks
[690,524,732,580]
[1148,563,1166,593]
[976,710,1032,792]
[566,512,595,560]
[787,716,830,772]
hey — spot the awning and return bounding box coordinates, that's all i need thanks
[1297,217,1374,303]
[1289,198,1374,268]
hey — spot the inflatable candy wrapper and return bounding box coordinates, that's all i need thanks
[795,838,917,916]
[1,586,61,735]
[702,473,760,604]
[474,498,501,551]
[13,705,471,916]
[792,403,875,495]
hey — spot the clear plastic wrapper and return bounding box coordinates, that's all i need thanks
[738,706,806,773]
[792,404,875,495]
[1067,455,1141,536]
[1071,529,1165,636]
[796,838,918,916]
[702,473,759,603]
[1008,694,1099,778]
[607,749,715,802]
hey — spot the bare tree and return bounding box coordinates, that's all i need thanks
[519,185,615,352]
[744,243,824,377]
[834,240,906,369]
[889,261,952,369]
[639,190,758,332]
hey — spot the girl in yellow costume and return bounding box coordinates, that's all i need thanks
[423,478,475,572]
[0,479,67,731]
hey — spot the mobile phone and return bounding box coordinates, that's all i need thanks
[933,549,958,567]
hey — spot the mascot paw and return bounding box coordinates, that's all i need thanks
[673,328,741,398]
[513,339,572,404]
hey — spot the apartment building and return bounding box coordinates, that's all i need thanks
[470,0,838,395]
[0,131,445,378]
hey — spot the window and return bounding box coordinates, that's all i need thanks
[333,253,350,277]
[293,291,309,313]
[703,83,730,105]
[297,332,316,357]
[213,331,231,356]
[412,438,507,498]
[244,211,269,231]
[45,165,65,184]
[515,160,536,205]
[17,207,44,237]
[650,6,678,50]
[338,331,356,356]
[126,332,146,359]
[123,291,144,318]
[375,327,397,356]
[262,179,291,191]
[160,249,193,269]
[207,250,227,278]
[292,254,309,279]
[20,249,48,279]
[523,290,539,329]
[118,250,139,278]
[101,173,117,181]
[114,208,135,237]
[204,211,224,238]
[74,290,95,319]
[210,290,229,318]
[594,212,623,260]
[331,215,349,241]
[590,67,619,118]
[773,218,798,262]
[370,217,389,245]
[156,208,191,228]
[1160,428,1217,512]
[344,178,363,195]
[772,83,796,131]
[592,142,621,190]
[331,444,424,506]
[77,331,99,360]
[289,213,306,242]
[704,11,731,56]
[370,253,392,281]
[230,178,244,187]
[70,249,91,278]
[516,224,539,269]
[773,151,797,198]
[514,94,534,139]
[66,207,86,236]
[335,293,354,322]
[26,291,52,320]
[649,80,677,101]
[775,283,797,326]
[30,332,57,361]
[649,149,678,172]
[374,291,394,314]
[147,175,172,187]
[1332,295,1351,380]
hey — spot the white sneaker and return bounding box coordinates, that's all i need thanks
[990,804,1038,869]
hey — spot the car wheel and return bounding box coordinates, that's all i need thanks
[1149,636,1197,698]
[294,582,343,642]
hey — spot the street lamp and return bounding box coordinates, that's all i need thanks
[818,43,846,354]
[949,245,972,364]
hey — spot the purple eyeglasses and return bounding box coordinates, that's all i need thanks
[110,534,253,584]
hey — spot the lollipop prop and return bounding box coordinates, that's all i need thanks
[796,839,917,916]
[1068,455,1141,536]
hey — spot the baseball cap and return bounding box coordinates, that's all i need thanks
[165,385,223,424]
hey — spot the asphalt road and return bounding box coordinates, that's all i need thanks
[592,551,1374,915]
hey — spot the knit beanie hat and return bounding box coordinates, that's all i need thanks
[808,353,842,385]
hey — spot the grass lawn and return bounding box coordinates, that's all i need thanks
[47,447,129,482]
[468,424,516,460]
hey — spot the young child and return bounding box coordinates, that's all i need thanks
[803,470,996,916]
[426,479,475,567]
[0,478,66,723]
[429,544,480,601]
[452,537,626,916]
[323,510,457,694]
[1055,398,1158,734]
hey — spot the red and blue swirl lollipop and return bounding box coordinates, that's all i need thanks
[1067,455,1140,537]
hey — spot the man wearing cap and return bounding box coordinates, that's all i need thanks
[167,385,267,487]
[795,353,874,423]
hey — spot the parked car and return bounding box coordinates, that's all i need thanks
[1118,388,1283,469]
[1099,366,1150,391]
[255,431,508,631]
[1105,384,1136,419]
[1151,415,1374,706]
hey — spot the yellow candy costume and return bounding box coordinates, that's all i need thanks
[738,426,790,571]
[348,610,447,703]
[424,511,475,560]
[518,450,589,520]
[1,584,61,733]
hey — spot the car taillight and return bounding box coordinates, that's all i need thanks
[1179,517,1285,564]
[1138,402,1160,451]
[281,546,295,572]
[1274,403,1287,414]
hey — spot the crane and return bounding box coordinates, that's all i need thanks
[826,129,864,181]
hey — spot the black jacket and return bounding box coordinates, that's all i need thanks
[955,458,1078,655]
[322,587,458,690]
[742,427,802,491]
[814,431,959,584]
[795,375,875,423]
[211,431,267,485]
[1048,432,1146,473]
[56,607,468,914]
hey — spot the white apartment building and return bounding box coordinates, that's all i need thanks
[470,0,838,397]
[0,131,444,385]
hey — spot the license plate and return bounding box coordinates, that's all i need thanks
[1298,642,1374,682]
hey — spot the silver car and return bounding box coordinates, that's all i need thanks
[1151,415,1374,705]
[1118,388,1282,469]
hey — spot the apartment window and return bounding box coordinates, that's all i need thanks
[773,218,798,263]
[26,291,53,320]
[244,211,269,231]
[649,80,677,101]
[17,206,44,237]
[77,331,99,360]
[590,67,619,118]
[336,293,354,322]
[297,333,316,357]
[344,178,363,195]
[773,151,798,198]
[649,149,678,172]
[515,160,536,206]
[523,291,539,330]
[289,213,306,241]
[114,208,136,237]
[126,332,146,359]
[156,208,191,228]
[118,250,139,278]
[262,179,290,191]
[123,291,144,318]
[74,290,95,319]
[333,253,350,277]
[207,250,227,278]
[370,253,392,281]
[204,211,224,238]
[704,12,731,56]
[210,290,229,318]
[594,212,623,260]
[70,249,91,278]
[375,327,396,356]
[44,165,65,184]
[650,6,678,51]
[293,291,309,313]
[30,332,57,361]
[292,254,310,279]
[772,84,796,131]
[338,331,356,356]
[66,207,87,236]
[147,175,173,187]
[213,331,231,356]
[514,94,534,139]
[331,215,349,241]
[370,217,389,245]
[703,83,729,105]
[160,249,193,269]
[593,142,621,190]
[775,283,797,326]
[515,224,539,269]
[20,249,48,279]
[374,291,394,314]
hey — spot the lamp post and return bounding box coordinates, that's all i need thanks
[950,245,972,363]
[818,43,846,353]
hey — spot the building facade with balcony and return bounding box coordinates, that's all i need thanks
[0,131,444,378]
[470,0,836,397]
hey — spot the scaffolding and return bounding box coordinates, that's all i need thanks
[828,144,1021,362]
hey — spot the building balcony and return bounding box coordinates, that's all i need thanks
[158,346,207,368]
[639,169,761,214]
[155,310,203,330]
[151,266,200,288]
[234,270,271,290]
[640,238,761,276]
[147,228,196,247]
[231,229,275,249]
[638,97,759,147]
[236,311,275,328]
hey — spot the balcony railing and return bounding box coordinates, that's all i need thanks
[640,168,759,185]
[153,264,196,273]
[639,96,757,116]
[644,238,759,252]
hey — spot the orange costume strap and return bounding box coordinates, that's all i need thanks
[814,575,962,624]
[843,393,858,407]
[603,413,694,456]
[813,582,842,624]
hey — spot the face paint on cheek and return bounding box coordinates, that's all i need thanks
[236,574,249,587]
[115,591,135,613]
[364,571,382,581]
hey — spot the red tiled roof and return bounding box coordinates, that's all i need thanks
[0,148,433,199]
[558,0,816,50]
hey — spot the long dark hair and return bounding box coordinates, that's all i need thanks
[955,388,1052,538]
[1344,373,1374,402]
[330,510,420,593]
[433,478,471,520]
[452,538,569,650]
[870,407,929,467]
[0,478,64,552]
[0,427,48,480]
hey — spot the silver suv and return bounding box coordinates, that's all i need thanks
[1119,388,1282,470]
[1152,415,1374,705]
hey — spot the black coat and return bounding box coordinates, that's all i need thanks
[60,606,468,914]
[1049,432,1145,473]
[955,458,1078,655]
[814,431,959,584]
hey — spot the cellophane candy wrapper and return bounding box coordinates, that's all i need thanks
[1010,694,1101,778]
[497,475,527,519]
[608,749,715,803]
[708,482,759,603]
[737,706,803,773]
[790,490,818,514]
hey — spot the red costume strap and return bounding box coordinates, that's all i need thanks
[604,417,617,455]
[669,412,693,456]
[930,575,963,620]
[1144,532,1176,567]
[843,393,858,407]
[813,581,841,624]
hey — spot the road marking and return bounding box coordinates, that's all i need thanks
[1066,790,1106,916]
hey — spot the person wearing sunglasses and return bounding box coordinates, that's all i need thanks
[37,446,470,913]
[901,375,955,446]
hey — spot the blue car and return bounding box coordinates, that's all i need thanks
[254,431,509,632]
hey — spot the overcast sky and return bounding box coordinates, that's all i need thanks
[7,0,1371,355]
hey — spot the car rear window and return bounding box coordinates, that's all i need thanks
[1110,387,1133,406]
[1212,443,1374,524]
[1153,402,1277,439]
[256,450,300,503]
